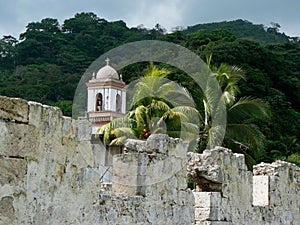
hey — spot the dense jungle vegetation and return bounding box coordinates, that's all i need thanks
[0,12,299,165]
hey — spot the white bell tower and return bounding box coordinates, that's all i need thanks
[86,58,127,134]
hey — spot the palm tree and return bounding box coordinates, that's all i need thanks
[199,55,271,167]
[206,54,245,105]
[224,96,271,166]
[99,63,201,145]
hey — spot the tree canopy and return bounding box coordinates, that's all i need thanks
[0,13,299,166]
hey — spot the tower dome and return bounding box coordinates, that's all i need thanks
[96,58,119,80]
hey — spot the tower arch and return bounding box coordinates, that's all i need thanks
[116,93,121,113]
[96,93,103,111]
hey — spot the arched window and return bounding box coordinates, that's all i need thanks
[96,93,103,111]
[116,94,121,112]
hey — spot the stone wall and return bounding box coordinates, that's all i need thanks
[0,96,299,225]
[0,96,103,224]
[0,96,194,225]
[187,148,300,225]
[94,134,195,224]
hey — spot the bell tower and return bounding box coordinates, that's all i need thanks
[86,58,126,134]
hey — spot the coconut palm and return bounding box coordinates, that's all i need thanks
[224,96,271,166]
[99,63,201,145]
[206,54,245,105]
[199,55,271,167]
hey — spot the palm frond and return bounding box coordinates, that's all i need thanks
[158,82,194,106]
[149,99,171,114]
[110,115,133,129]
[180,122,200,140]
[207,124,227,149]
[224,139,257,170]
[203,76,223,120]
[172,106,203,123]
[226,123,266,158]
[112,127,136,139]
[110,136,128,146]
[134,105,150,132]
[142,62,170,78]
[97,122,112,145]
[211,62,245,105]
[227,96,271,123]
[98,123,109,134]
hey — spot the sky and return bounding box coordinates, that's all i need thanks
[0,0,299,38]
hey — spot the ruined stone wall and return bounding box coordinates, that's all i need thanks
[0,96,299,225]
[188,148,300,225]
[0,96,103,224]
[94,134,195,224]
[0,96,194,225]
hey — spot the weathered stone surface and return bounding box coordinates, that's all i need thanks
[194,192,221,208]
[110,136,194,224]
[0,121,37,157]
[124,139,146,152]
[253,160,300,176]
[0,97,195,225]
[0,157,26,186]
[188,149,300,225]
[146,133,169,154]
[112,153,140,195]
[0,196,15,222]
[75,119,92,141]
[187,147,230,184]
[253,175,269,206]
[0,96,299,225]
[0,96,28,123]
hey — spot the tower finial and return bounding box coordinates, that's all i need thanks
[105,58,110,66]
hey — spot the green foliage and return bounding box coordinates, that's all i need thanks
[54,100,73,117]
[0,12,152,113]
[285,153,300,167]
[186,29,236,52]
[269,135,300,166]
[198,58,271,168]
[99,63,200,145]
[0,13,299,165]
[184,19,290,44]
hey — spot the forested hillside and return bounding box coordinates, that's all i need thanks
[183,19,293,44]
[0,12,299,165]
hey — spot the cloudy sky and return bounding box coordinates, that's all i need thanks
[0,0,299,38]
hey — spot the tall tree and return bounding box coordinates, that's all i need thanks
[0,36,17,69]
[199,55,271,167]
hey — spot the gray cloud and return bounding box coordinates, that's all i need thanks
[181,0,300,36]
[0,0,299,38]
